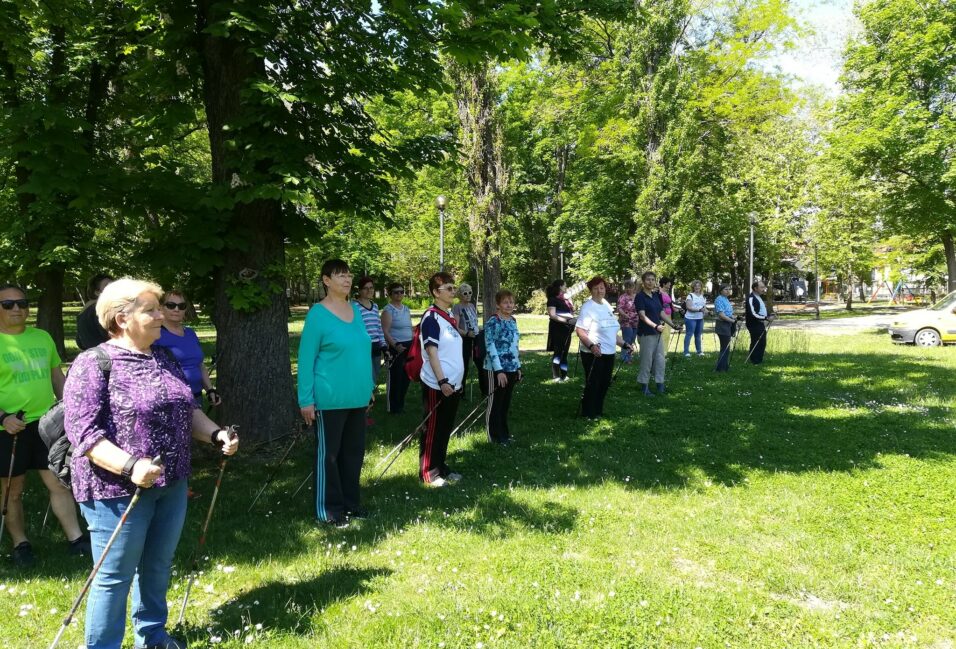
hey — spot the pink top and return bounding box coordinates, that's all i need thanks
[661,291,673,316]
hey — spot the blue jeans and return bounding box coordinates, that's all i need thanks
[684,318,704,353]
[621,327,636,361]
[79,479,188,649]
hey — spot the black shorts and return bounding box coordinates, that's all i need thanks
[0,421,49,478]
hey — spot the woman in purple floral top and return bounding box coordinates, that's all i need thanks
[617,279,639,363]
[64,278,239,649]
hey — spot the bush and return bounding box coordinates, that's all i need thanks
[524,289,548,315]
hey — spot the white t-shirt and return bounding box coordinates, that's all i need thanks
[685,293,706,320]
[419,308,465,390]
[577,299,620,354]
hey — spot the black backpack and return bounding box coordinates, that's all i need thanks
[39,347,112,489]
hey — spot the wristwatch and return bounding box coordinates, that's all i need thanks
[438,378,449,387]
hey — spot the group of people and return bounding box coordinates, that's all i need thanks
[1,277,238,649]
[297,263,524,529]
[0,265,777,649]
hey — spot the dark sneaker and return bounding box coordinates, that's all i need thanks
[68,533,92,557]
[135,636,188,649]
[12,542,35,568]
[322,516,349,529]
[346,507,370,520]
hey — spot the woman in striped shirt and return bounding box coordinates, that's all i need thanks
[354,276,388,383]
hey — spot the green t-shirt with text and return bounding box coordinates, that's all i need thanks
[0,327,61,423]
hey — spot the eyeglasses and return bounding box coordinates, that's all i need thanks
[164,302,188,311]
[0,299,28,310]
[439,285,456,293]
[391,289,405,295]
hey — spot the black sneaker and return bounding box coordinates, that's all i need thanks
[322,516,349,529]
[135,636,188,649]
[11,542,35,568]
[68,533,92,556]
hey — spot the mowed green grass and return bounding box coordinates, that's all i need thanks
[2,327,954,648]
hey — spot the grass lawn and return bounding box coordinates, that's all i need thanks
[3,327,954,648]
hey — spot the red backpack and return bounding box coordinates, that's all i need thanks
[405,307,458,382]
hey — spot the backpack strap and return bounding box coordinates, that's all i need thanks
[90,345,112,377]
[427,306,458,329]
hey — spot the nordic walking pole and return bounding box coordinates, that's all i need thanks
[247,422,307,513]
[291,471,313,499]
[49,456,163,649]
[0,411,25,542]
[177,427,238,625]
[41,501,50,533]
[743,319,775,365]
[373,399,443,481]
[450,392,493,439]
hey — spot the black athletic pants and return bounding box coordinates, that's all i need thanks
[747,322,767,364]
[314,407,366,521]
[485,370,518,443]
[419,385,462,483]
[580,352,614,418]
[386,342,412,413]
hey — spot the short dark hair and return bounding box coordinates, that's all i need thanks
[162,288,188,304]
[659,276,673,287]
[495,289,514,304]
[86,274,113,299]
[586,275,606,290]
[752,280,764,290]
[641,271,657,281]
[356,276,374,290]
[0,283,25,298]
[719,284,732,292]
[428,272,454,298]
[387,282,404,294]
[321,259,350,278]
[546,279,564,299]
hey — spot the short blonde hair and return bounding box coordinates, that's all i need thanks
[97,278,164,334]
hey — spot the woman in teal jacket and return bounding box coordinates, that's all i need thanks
[298,259,374,528]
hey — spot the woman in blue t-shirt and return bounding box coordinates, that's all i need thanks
[155,290,221,406]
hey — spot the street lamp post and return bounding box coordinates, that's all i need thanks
[748,215,756,291]
[436,195,447,271]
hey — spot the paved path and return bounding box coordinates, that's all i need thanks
[771,309,907,335]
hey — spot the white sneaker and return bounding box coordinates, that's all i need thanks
[446,472,462,484]
[684,352,691,358]
[426,477,448,488]
[697,352,705,357]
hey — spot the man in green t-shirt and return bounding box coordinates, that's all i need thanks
[0,284,88,568]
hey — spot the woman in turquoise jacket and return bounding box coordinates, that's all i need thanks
[298,259,374,528]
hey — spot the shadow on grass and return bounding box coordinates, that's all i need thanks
[25,338,945,589]
[179,566,390,640]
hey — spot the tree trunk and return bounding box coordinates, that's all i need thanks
[197,1,297,442]
[943,230,956,292]
[451,62,508,323]
[845,266,854,310]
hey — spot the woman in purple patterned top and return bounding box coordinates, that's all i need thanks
[63,278,239,649]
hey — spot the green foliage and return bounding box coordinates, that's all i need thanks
[831,0,956,287]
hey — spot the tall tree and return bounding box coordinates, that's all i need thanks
[834,0,956,290]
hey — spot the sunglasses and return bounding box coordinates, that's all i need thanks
[391,289,405,295]
[460,291,472,296]
[0,299,28,310]
[439,285,456,292]
[164,302,188,311]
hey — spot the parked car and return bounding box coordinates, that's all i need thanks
[888,290,956,346]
